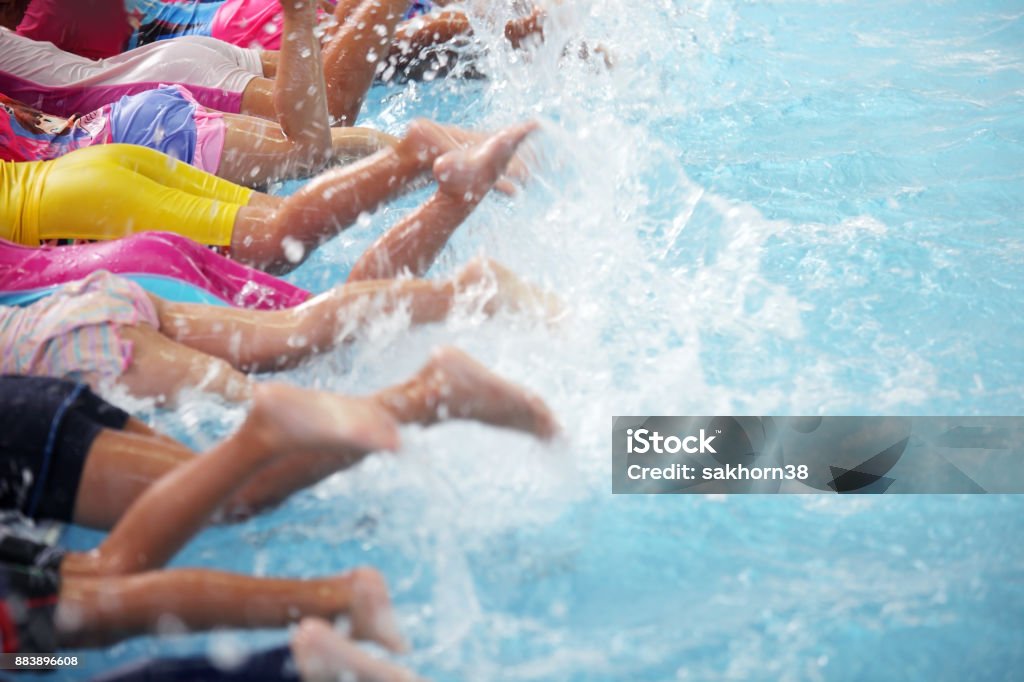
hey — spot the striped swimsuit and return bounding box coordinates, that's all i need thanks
[0,271,160,383]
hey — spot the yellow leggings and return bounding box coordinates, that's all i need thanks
[1,144,255,247]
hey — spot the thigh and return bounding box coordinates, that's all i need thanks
[219,113,299,185]
[259,51,278,78]
[115,324,252,405]
[239,76,277,120]
[122,416,182,447]
[74,427,194,530]
[0,374,182,530]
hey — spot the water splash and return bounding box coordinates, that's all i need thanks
[69,1,1024,679]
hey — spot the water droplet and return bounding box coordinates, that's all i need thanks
[282,236,306,263]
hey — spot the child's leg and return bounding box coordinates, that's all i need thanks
[72,425,195,530]
[385,9,471,81]
[347,121,537,281]
[114,323,254,404]
[228,346,557,514]
[87,618,422,682]
[151,255,553,373]
[371,346,558,437]
[229,118,496,271]
[75,333,555,525]
[152,278,461,372]
[273,1,332,163]
[218,113,398,185]
[58,565,404,652]
[292,618,425,682]
[61,383,400,578]
[321,0,410,125]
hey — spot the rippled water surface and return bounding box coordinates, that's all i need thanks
[60,1,1023,679]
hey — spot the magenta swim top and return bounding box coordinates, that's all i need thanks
[210,0,436,51]
[0,233,311,310]
[210,0,295,51]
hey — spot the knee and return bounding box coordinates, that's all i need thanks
[61,548,141,579]
[251,227,314,275]
[293,125,334,168]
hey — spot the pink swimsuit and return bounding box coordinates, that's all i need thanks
[0,234,312,311]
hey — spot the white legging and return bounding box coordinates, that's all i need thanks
[0,28,262,95]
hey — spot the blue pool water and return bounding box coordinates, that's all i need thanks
[60,0,1023,679]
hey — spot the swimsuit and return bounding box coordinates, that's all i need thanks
[0,377,130,525]
[127,0,222,49]
[1,85,227,174]
[0,234,312,311]
[1,144,253,248]
[16,0,133,59]
[208,0,311,52]
[0,28,262,116]
[129,0,437,52]
[0,375,137,653]
[0,271,161,384]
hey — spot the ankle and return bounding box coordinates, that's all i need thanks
[243,387,287,457]
[371,378,435,426]
[393,142,438,176]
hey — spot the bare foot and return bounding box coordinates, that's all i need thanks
[455,257,565,322]
[251,383,401,455]
[292,618,422,682]
[434,123,535,191]
[432,121,539,202]
[505,6,546,49]
[346,567,408,653]
[416,346,559,439]
[398,119,465,166]
[394,120,520,195]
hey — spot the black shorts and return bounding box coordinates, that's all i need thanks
[0,376,130,522]
[0,525,64,654]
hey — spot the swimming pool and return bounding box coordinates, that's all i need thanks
[61,0,1024,679]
